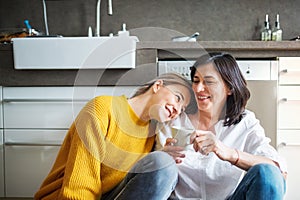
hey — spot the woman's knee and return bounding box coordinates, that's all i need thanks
[248,164,285,193]
[131,151,177,174]
[249,164,282,180]
[146,151,177,174]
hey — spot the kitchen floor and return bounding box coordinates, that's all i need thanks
[0,198,33,200]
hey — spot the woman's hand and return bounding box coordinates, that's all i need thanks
[190,130,281,170]
[190,130,217,155]
[163,138,186,164]
[190,130,234,161]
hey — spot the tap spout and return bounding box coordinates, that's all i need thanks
[108,0,113,15]
[96,0,101,37]
[96,0,113,37]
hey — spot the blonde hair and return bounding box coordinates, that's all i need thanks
[131,72,197,114]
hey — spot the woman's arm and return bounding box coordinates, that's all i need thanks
[58,100,107,199]
[214,140,277,170]
[191,130,287,179]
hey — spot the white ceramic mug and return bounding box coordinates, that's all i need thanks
[171,126,194,148]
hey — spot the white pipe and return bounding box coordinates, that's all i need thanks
[42,0,49,35]
[96,0,101,37]
[108,0,113,15]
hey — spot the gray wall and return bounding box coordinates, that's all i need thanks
[0,0,299,41]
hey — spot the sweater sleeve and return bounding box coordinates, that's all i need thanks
[58,99,107,199]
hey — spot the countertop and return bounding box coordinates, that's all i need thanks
[1,41,300,86]
[137,41,300,58]
[138,40,300,50]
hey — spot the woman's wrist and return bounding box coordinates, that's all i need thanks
[231,149,240,165]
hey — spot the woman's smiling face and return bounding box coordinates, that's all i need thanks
[192,63,231,114]
[149,83,191,122]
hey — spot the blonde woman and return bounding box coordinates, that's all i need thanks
[35,73,194,200]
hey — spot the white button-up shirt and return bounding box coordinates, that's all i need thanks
[155,110,287,200]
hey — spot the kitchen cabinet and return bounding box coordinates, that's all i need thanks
[0,86,4,198]
[0,130,3,198]
[277,57,300,200]
[3,87,81,197]
[2,86,135,198]
[4,130,64,197]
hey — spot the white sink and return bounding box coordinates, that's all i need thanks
[12,35,138,69]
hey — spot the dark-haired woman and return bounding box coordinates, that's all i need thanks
[156,53,287,200]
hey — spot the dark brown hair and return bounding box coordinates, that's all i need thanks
[190,52,250,126]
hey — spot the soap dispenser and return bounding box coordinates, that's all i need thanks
[118,23,130,36]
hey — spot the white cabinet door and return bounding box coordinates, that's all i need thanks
[278,145,300,200]
[5,145,61,197]
[0,86,3,129]
[237,60,274,80]
[4,101,86,129]
[278,57,300,200]
[0,130,4,198]
[2,86,137,198]
[4,130,65,197]
[0,86,3,197]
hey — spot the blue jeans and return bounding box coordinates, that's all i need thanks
[102,151,178,200]
[228,164,286,200]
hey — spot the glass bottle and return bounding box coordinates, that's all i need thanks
[272,14,283,41]
[261,14,272,41]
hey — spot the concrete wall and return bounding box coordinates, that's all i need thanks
[1,0,299,41]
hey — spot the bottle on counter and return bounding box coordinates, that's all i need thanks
[118,23,130,36]
[272,14,283,41]
[261,14,272,41]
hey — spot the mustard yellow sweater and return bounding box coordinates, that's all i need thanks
[34,95,155,200]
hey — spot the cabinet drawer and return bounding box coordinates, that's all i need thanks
[237,60,277,80]
[0,130,4,197]
[278,86,300,129]
[277,130,300,146]
[4,129,66,145]
[0,86,2,129]
[278,86,300,101]
[279,57,300,85]
[278,101,300,129]
[3,86,136,100]
[3,101,87,128]
[2,86,137,129]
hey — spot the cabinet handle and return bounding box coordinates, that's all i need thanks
[280,69,300,73]
[277,142,300,147]
[279,98,300,103]
[2,99,89,103]
[280,69,288,73]
[5,142,61,146]
[280,98,288,102]
[277,142,286,149]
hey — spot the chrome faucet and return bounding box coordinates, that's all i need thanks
[96,0,113,37]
